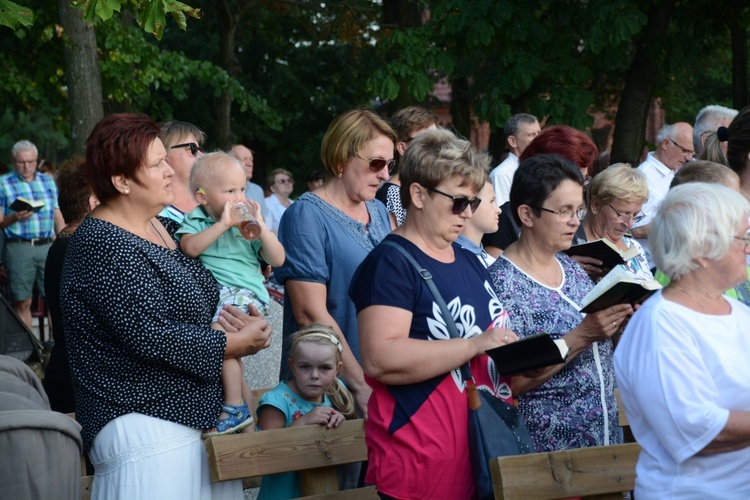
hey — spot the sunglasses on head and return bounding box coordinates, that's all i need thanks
[431,188,482,214]
[355,153,395,174]
[172,143,204,156]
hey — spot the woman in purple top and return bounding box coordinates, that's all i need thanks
[488,154,634,452]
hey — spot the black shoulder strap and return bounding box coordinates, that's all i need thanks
[382,240,473,381]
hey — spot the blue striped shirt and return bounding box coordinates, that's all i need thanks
[0,170,59,239]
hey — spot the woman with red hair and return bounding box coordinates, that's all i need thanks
[484,125,598,255]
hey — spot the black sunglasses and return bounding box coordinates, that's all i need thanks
[355,153,395,174]
[431,188,482,214]
[172,142,204,156]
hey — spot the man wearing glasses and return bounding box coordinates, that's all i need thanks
[229,144,268,219]
[0,140,64,329]
[158,121,206,223]
[632,122,694,270]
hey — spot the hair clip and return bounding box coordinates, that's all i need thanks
[196,188,206,195]
[717,126,730,142]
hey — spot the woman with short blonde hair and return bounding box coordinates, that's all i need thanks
[580,163,652,280]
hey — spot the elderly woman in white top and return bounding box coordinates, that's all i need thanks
[614,182,750,499]
[264,168,294,234]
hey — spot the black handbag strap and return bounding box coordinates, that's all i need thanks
[382,240,473,382]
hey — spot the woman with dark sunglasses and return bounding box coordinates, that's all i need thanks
[487,154,633,454]
[349,129,519,499]
[157,121,206,223]
[274,109,395,419]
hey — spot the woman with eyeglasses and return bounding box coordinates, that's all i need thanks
[488,154,633,453]
[264,168,295,234]
[274,109,395,418]
[614,183,750,498]
[577,163,653,281]
[349,129,518,499]
[652,161,750,306]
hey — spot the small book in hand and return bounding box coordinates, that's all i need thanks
[579,266,661,314]
[485,332,570,377]
[9,197,44,213]
[563,238,641,269]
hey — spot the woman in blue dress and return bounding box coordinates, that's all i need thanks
[274,109,396,416]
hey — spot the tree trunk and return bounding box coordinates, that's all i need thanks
[383,0,424,112]
[214,0,237,148]
[610,0,675,166]
[450,75,472,140]
[58,0,103,155]
[730,19,748,110]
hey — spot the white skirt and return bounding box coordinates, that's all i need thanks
[89,413,242,500]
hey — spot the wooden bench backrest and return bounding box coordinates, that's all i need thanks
[490,442,641,500]
[205,418,367,496]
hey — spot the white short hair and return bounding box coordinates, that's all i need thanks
[693,105,738,152]
[11,140,37,159]
[652,183,750,281]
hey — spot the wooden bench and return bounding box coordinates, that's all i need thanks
[490,442,642,499]
[205,418,377,499]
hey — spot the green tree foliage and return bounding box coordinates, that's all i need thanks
[370,0,649,132]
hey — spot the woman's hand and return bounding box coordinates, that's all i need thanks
[220,304,272,357]
[470,328,519,357]
[292,406,346,428]
[571,255,606,281]
[217,303,263,332]
[573,303,633,345]
[350,385,372,421]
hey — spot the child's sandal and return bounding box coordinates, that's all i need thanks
[202,401,253,438]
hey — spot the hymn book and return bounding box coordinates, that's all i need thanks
[579,266,661,314]
[9,197,44,213]
[485,332,570,376]
[563,238,641,269]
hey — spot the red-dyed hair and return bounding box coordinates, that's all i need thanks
[86,113,161,203]
[519,125,598,175]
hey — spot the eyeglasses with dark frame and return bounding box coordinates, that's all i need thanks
[535,206,587,221]
[734,232,750,251]
[355,153,395,174]
[171,143,205,156]
[668,138,695,157]
[607,204,646,224]
[274,178,293,185]
[431,188,482,214]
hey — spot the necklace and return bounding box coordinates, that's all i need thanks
[149,219,176,256]
[324,184,368,224]
[670,286,723,314]
[517,250,560,287]
[99,204,175,255]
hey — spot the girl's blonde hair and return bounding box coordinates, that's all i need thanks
[288,325,356,419]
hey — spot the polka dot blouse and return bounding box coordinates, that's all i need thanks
[61,216,226,452]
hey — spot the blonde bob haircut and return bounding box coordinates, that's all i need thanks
[189,151,243,194]
[399,128,489,209]
[586,163,649,210]
[320,108,397,178]
[651,183,750,281]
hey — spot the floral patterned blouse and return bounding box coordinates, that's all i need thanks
[488,253,621,452]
